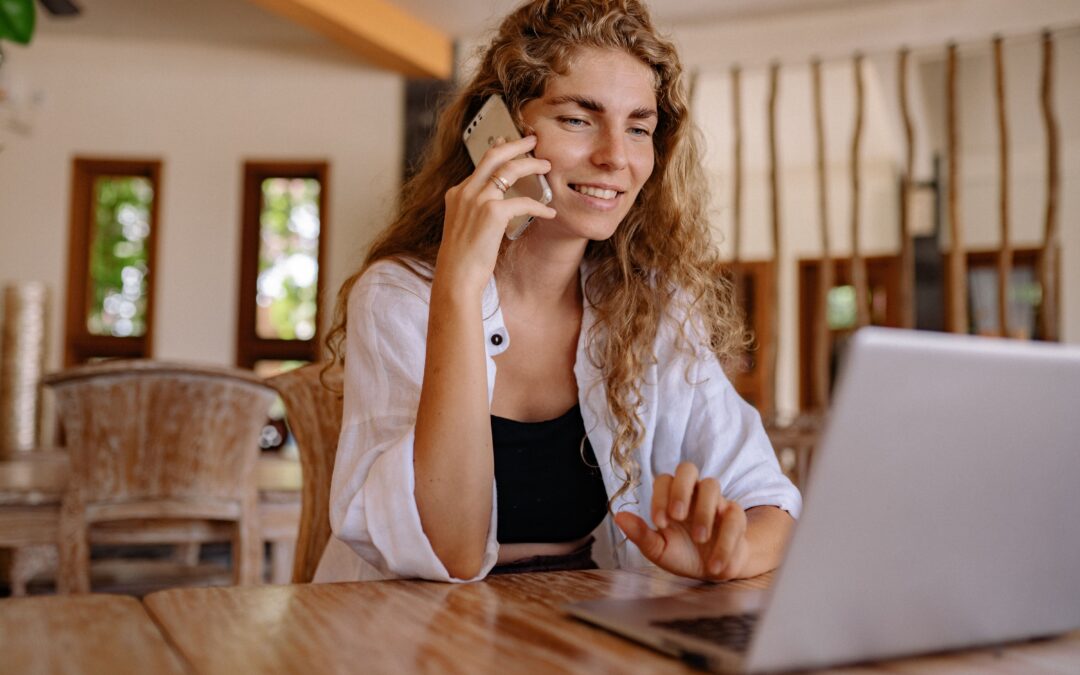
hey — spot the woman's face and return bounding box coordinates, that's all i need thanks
[520,47,658,242]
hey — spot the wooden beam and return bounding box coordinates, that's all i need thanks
[245,0,452,79]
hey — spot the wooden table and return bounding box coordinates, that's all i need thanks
[0,593,186,674]
[0,450,302,591]
[143,569,1080,674]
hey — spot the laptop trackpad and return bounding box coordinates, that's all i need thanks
[566,586,768,658]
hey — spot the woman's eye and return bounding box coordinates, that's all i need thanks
[628,127,652,138]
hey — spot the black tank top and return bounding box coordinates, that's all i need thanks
[491,405,608,544]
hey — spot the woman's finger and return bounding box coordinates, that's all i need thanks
[651,473,673,529]
[467,156,552,198]
[689,478,721,544]
[707,501,747,577]
[614,512,666,563]
[668,462,699,523]
[482,196,556,223]
[472,134,538,180]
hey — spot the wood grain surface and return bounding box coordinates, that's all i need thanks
[143,569,1080,674]
[0,594,186,674]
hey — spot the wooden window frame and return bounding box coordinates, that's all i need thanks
[236,161,329,370]
[724,260,775,416]
[64,157,162,366]
[798,255,903,412]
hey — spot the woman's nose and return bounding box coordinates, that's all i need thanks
[591,129,628,171]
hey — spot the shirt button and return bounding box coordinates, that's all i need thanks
[490,333,503,346]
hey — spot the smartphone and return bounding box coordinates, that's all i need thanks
[463,95,553,240]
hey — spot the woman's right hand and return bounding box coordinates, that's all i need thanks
[436,135,556,296]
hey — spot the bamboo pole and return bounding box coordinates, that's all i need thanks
[810,58,833,411]
[766,62,781,422]
[945,43,968,334]
[1039,31,1060,342]
[993,36,1012,338]
[898,47,916,329]
[850,53,870,328]
[731,65,744,268]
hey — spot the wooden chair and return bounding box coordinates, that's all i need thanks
[43,360,277,594]
[267,363,343,583]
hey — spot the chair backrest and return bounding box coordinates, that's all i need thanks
[44,360,276,506]
[267,363,343,583]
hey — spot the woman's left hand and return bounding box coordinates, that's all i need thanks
[614,462,750,581]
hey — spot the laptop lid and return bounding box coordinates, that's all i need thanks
[747,327,1080,672]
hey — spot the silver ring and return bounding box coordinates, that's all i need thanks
[490,174,510,193]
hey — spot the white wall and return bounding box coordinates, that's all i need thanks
[0,34,403,370]
[677,0,1080,417]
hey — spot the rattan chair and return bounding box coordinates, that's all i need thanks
[267,363,343,583]
[44,360,276,594]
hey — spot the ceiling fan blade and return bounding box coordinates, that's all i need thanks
[38,0,79,16]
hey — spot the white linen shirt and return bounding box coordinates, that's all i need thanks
[314,259,801,583]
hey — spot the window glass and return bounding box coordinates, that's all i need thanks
[826,285,857,330]
[86,176,153,337]
[256,178,321,340]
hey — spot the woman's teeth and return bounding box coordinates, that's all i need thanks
[572,184,617,200]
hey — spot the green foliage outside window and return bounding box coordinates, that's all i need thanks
[256,178,321,340]
[87,176,152,337]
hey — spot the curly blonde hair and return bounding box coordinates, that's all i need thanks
[325,0,748,506]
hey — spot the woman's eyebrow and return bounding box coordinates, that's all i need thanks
[547,94,657,120]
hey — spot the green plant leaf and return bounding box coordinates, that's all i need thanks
[0,0,36,45]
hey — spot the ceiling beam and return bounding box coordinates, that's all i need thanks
[245,0,452,79]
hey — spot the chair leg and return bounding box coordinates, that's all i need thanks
[173,543,201,566]
[9,545,58,596]
[58,500,91,594]
[269,538,296,585]
[233,497,262,585]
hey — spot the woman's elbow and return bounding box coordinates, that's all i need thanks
[437,544,487,581]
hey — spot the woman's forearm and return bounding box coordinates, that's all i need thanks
[740,506,795,578]
[412,279,495,579]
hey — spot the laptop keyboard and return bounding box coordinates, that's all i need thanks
[651,612,759,653]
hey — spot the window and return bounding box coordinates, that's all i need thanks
[64,158,161,365]
[798,255,903,411]
[236,161,328,375]
[953,248,1055,340]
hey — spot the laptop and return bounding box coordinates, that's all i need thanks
[566,327,1080,672]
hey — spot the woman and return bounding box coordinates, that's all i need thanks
[315,0,801,583]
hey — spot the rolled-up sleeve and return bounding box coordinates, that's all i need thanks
[680,350,802,519]
[328,266,499,581]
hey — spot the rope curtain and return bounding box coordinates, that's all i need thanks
[1040,31,1060,343]
[898,47,916,330]
[730,65,744,268]
[765,62,781,422]
[849,53,870,329]
[945,42,968,334]
[691,27,1068,422]
[993,36,1012,338]
[810,58,832,412]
